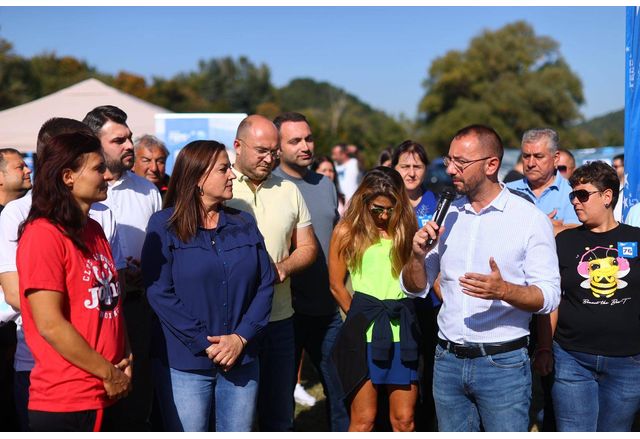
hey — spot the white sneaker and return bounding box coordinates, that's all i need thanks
[294,383,316,407]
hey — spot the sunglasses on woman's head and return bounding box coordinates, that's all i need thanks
[569,189,601,203]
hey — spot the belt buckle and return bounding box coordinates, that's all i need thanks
[452,345,466,359]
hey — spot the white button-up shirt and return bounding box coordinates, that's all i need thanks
[102,171,162,261]
[402,186,561,344]
[0,191,125,272]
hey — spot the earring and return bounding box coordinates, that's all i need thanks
[198,186,204,196]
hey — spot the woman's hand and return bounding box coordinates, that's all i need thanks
[103,364,132,399]
[205,334,246,372]
[115,352,134,380]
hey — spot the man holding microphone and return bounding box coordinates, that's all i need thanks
[401,125,560,432]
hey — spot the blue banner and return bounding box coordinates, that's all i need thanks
[155,114,246,174]
[625,6,640,220]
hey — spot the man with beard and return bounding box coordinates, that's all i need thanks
[83,106,161,431]
[401,125,560,432]
[272,112,348,431]
[226,114,317,431]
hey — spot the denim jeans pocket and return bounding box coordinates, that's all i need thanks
[434,344,446,360]
[487,347,528,369]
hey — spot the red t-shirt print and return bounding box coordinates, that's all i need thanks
[17,218,125,412]
[83,252,121,315]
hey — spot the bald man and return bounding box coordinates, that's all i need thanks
[226,115,317,431]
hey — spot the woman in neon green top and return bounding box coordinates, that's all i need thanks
[329,166,419,431]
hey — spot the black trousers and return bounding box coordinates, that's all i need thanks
[29,406,115,432]
[105,292,153,431]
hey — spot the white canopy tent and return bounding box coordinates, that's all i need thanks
[0,78,171,153]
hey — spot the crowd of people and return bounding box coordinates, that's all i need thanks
[0,105,639,432]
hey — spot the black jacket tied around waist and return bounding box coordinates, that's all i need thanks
[330,292,421,400]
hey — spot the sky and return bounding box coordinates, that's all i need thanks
[0,6,625,120]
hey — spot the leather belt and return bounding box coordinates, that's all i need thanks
[437,336,529,359]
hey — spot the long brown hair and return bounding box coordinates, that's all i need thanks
[336,166,417,278]
[163,140,226,242]
[19,132,102,254]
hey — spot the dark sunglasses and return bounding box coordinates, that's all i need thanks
[569,189,601,203]
[370,206,394,216]
[557,165,568,172]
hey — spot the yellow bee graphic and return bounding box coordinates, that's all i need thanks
[577,246,630,299]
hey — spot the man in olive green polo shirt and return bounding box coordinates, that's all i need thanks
[226,115,317,431]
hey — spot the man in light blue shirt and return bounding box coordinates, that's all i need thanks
[402,125,561,432]
[506,128,580,234]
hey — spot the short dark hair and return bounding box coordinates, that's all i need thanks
[37,118,94,157]
[377,147,393,167]
[333,143,347,152]
[273,112,308,131]
[613,153,624,164]
[569,161,620,210]
[82,105,128,135]
[391,140,430,168]
[0,148,21,172]
[558,148,576,167]
[453,124,504,162]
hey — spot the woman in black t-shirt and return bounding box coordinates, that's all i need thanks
[534,161,640,432]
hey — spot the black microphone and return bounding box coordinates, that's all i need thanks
[426,187,456,246]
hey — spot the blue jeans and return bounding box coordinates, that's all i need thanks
[294,311,349,432]
[257,317,296,431]
[152,359,259,432]
[433,344,531,432]
[552,341,640,432]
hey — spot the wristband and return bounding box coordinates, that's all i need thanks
[535,347,552,354]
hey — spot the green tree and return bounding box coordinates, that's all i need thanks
[418,21,584,152]
[278,78,406,167]
[29,52,100,96]
[0,37,39,110]
[187,56,275,113]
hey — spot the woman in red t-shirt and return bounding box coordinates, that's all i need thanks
[17,132,131,432]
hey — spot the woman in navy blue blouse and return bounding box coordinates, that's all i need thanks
[141,140,274,432]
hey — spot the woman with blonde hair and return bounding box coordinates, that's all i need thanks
[329,166,419,432]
